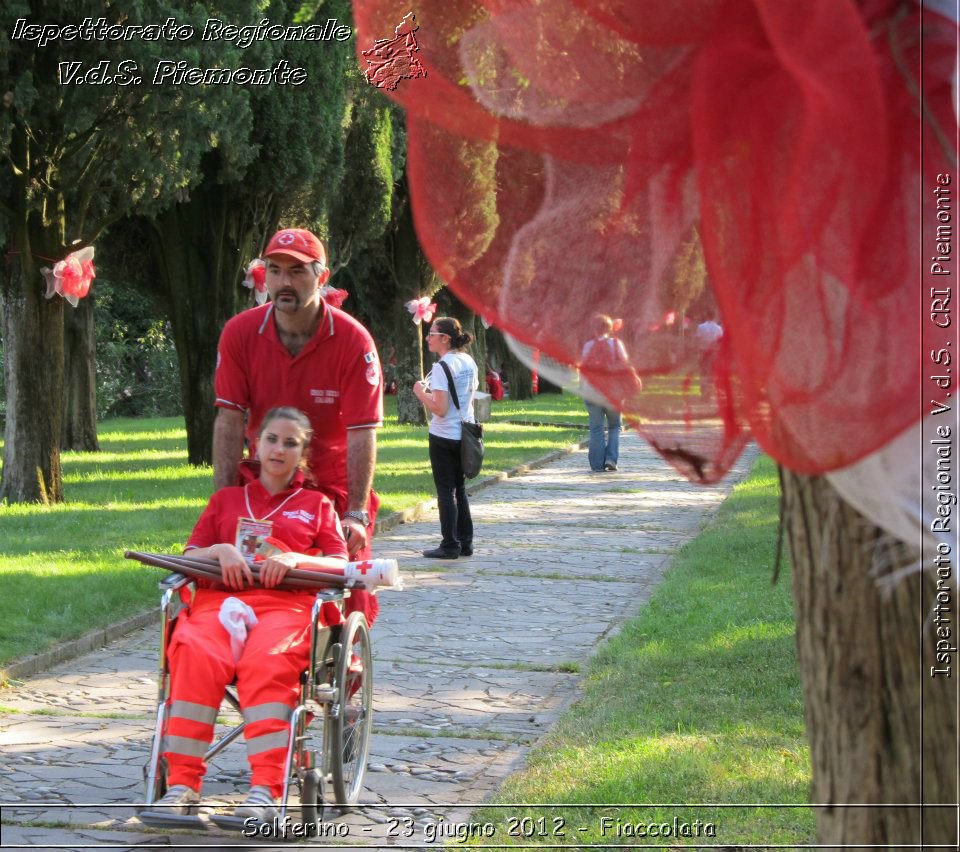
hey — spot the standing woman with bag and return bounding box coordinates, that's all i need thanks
[412,316,479,559]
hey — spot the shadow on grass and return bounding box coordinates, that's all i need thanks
[0,500,201,547]
[0,563,164,664]
[582,629,802,738]
[89,436,188,453]
[63,457,205,477]
[470,633,813,845]
[61,476,213,499]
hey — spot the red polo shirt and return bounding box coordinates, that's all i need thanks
[186,478,349,560]
[184,474,349,616]
[215,301,383,505]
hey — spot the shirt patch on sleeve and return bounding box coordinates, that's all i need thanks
[364,351,377,364]
[365,362,380,386]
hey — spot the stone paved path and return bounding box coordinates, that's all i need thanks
[0,431,756,850]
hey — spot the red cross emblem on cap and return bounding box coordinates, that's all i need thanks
[278,232,295,246]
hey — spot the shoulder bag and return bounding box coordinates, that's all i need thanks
[438,359,484,478]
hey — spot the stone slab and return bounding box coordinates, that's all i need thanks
[0,433,758,849]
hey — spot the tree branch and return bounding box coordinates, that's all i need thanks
[60,98,135,163]
[329,234,353,274]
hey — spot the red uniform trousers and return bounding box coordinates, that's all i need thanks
[163,590,334,797]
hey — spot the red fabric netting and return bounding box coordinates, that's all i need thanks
[353,0,957,482]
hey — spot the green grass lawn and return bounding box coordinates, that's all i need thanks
[0,395,584,667]
[466,454,815,847]
[488,391,588,426]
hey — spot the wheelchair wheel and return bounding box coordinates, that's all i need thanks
[330,612,373,806]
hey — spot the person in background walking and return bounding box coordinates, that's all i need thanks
[695,316,723,401]
[580,314,630,472]
[413,317,479,558]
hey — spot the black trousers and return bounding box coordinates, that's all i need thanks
[428,433,473,552]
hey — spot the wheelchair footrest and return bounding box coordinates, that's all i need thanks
[138,810,208,831]
[209,813,257,833]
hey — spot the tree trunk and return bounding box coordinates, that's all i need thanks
[781,470,957,846]
[471,315,488,393]
[61,295,99,451]
[145,185,273,466]
[391,197,430,426]
[393,309,427,426]
[537,372,563,394]
[489,328,533,400]
[0,252,65,504]
[505,353,533,399]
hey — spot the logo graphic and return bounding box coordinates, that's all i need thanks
[277,232,295,245]
[361,13,426,91]
[310,388,339,405]
[282,509,316,525]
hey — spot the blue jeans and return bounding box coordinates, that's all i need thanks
[585,401,621,471]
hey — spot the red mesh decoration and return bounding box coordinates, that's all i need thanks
[354,0,957,482]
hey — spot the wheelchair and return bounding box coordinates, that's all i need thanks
[138,572,373,831]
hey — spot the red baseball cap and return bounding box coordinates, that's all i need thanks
[262,228,327,265]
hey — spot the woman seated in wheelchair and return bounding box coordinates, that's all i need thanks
[154,406,348,821]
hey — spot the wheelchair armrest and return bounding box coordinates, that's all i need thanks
[311,587,346,622]
[159,574,195,626]
[158,572,192,592]
[314,587,346,604]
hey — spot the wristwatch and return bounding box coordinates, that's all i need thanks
[343,509,370,527]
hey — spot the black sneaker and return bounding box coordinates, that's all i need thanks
[423,547,459,559]
[603,463,618,471]
[460,545,473,557]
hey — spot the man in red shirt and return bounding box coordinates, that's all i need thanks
[213,228,383,584]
